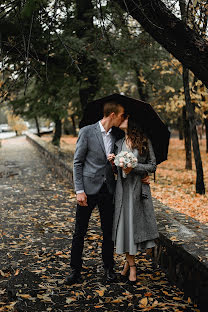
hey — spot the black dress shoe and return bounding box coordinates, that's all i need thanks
[65,270,82,285]
[104,268,117,282]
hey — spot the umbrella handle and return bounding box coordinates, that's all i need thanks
[154,172,156,182]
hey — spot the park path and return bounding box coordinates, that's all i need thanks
[0,136,199,312]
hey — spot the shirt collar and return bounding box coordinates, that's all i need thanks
[99,120,112,135]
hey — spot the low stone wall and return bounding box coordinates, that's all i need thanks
[153,199,208,311]
[26,133,208,311]
[26,133,73,183]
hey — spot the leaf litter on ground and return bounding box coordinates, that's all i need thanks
[0,136,201,311]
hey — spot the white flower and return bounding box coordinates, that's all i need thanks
[114,151,138,169]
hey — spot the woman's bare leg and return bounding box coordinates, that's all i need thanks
[121,252,130,276]
[126,254,136,282]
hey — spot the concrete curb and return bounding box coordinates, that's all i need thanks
[26,133,73,183]
[153,198,208,311]
[26,133,208,311]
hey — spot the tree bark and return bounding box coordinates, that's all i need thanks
[52,118,62,147]
[134,64,149,102]
[182,68,205,194]
[177,115,183,140]
[114,0,208,88]
[204,114,208,153]
[76,0,100,111]
[182,106,192,170]
[71,114,77,137]
[34,116,40,137]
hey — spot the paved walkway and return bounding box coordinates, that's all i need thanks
[0,137,199,311]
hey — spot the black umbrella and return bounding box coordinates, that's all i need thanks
[79,93,170,165]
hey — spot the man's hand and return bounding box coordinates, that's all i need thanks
[77,192,88,206]
[141,175,150,185]
[107,153,115,165]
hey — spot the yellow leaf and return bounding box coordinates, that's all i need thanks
[169,236,179,241]
[18,294,31,299]
[152,300,158,307]
[66,297,76,304]
[37,294,52,302]
[140,297,148,306]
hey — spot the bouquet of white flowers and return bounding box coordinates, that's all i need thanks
[114,151,138,177]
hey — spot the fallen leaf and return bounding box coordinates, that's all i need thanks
[17,294,31,299]
[66,297,76,304]
[139,297,148,307]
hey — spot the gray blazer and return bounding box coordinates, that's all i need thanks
[73,122,116,195]
[112,138,159,244]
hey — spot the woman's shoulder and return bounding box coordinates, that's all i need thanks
[115,137,125,147]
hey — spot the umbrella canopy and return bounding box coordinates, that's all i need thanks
[79,93,170,165]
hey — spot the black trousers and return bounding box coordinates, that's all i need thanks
[70,183,114,272]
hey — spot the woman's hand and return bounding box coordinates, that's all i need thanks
[141,175,150,184]
[123,167,132,175]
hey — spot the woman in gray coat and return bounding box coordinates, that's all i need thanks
[108,116,159,284]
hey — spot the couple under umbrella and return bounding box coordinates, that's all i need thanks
[66,94,170,286]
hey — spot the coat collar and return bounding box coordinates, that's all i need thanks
[115,137,125,153]
[94,122,106,155]
[94,121,116,155]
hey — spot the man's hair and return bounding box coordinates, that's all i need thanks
[103,101,123,117]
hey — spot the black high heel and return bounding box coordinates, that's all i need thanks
[128,264,137,285]
[120,261,129,282]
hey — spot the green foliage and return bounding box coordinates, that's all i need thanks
[21,0,47,18]
[0,0,189,133]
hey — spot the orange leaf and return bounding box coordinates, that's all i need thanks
[95,290,105,297]
[145,292,152,297]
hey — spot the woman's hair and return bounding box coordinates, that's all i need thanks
[127,117,148,155]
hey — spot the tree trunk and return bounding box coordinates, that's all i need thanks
[114,0,208,88]
[134,65,149,102]
[204,116,208,153]
[177,116,183,140]
[182,106,192,170]
[34,116,40,137]
[182,67,205,194]
[71,115,77,137]
[76,0,101,112]
[52,118,62,147]
[0,31,4,81]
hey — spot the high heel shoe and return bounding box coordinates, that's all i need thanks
[128,264,137,285]
[120,261,129,282]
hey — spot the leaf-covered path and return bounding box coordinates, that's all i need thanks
[0,137,199,311]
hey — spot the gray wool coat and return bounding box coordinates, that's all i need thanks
[112,137,159,244]
[73,122,116,195]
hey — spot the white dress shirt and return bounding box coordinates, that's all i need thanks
[76,121,112,194]
[99,120,112,157]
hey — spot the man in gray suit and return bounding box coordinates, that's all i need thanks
[66,101,125,285]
